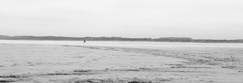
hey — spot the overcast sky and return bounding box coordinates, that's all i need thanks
[0,0,242,39]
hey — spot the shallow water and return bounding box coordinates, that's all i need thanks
[1,40,243,83]
[0,40,243,49]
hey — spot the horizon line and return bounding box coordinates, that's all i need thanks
[1,34,243,40]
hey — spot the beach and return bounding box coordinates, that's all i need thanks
[0,42,243,83]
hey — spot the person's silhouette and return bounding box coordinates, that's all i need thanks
[83,40,86,43]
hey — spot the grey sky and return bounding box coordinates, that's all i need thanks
[0,0,242,39]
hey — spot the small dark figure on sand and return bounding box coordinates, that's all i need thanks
[83,40,86,43]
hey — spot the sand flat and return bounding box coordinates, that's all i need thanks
[0,43,243,83]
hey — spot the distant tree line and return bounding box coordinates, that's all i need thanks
[0,35,243,43]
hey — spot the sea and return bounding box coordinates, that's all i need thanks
[0,40,243,49]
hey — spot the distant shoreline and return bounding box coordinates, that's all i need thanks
[0,35,243,43]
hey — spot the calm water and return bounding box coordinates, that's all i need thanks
[0,40,243,49]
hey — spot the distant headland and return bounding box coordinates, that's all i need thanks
[0,35,243,43]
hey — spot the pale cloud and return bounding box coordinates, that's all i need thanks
[0,0,243,39]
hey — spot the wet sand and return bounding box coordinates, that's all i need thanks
[0,43,243,83]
